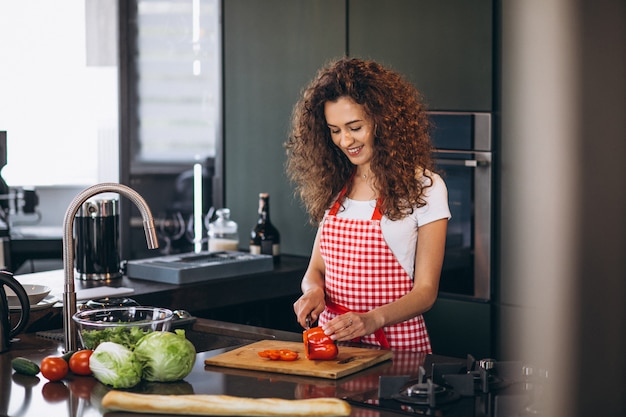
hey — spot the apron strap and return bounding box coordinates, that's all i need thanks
[325,299,391,349]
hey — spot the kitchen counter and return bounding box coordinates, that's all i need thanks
[0,318,443,417]
[5,256,530,416]
[3,255,442,416]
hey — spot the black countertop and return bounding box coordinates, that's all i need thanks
[4,254,540,417]
[1,318,451,417]
[5,252,470,416]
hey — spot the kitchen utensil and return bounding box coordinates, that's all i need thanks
[0,270,30,352]
[204,339,393,379]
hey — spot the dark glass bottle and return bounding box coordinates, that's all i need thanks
[250,193,280,261]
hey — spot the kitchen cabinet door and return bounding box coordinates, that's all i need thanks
[349,0,493,111]
[223,0,345,256]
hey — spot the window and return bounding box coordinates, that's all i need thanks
[132,0,220,164]
[119,0,222,259]
[0,1,119,187]
[0,0,221,187]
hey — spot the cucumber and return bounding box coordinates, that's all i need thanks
[11,357,40,376]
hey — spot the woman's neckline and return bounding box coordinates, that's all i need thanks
[345,196,376,203]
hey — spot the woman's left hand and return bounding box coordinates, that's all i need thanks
[321,312,375,342]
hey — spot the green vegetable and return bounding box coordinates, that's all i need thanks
[11,357,40,376]
[61,350,76,363]
[134,329,196,382]
[89,341,142,388]
[80,326,151,350]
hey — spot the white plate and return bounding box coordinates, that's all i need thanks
[7,284,51,307]
[9,295,60,312]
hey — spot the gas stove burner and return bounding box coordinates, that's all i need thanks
[404,381,447,398]
[393,378,461,407]
[431,355,524,396]
[387,366,462,409]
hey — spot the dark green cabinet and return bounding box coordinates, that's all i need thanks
[223,0,345,256]
[349,0,493,111]
[223,0,494,256]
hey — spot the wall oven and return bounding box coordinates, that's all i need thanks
[429,112,492,302]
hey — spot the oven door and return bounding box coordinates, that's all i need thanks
[435,150,492,301]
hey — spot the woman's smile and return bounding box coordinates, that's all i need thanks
[324,97,375,166]
[347,145,364,156]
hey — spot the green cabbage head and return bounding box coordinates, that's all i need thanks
[89,341,142,388]
[133,329,196,382]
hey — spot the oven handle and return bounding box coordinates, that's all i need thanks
[435,158,491,168]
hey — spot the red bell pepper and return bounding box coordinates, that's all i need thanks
[303,326,339,360]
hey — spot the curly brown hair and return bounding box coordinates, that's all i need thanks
[285,57,435,224]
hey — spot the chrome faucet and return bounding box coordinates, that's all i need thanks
[62,183,158,352]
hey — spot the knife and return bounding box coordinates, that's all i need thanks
[305,315,312,330]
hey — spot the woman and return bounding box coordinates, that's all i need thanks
[286,57,450,352]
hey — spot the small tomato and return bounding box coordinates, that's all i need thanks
[40,356,69,381]
[69,350,93,376]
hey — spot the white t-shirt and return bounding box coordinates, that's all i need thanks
[331,173,451,278]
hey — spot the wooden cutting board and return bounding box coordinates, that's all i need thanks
[204,340,393,379]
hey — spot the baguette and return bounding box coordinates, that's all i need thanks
[101,390,351,416]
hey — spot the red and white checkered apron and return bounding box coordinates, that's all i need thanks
[318,191,432,352]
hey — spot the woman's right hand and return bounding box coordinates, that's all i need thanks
[293,286,326,329]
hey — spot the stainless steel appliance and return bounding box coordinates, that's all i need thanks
[429,112,493,301]
[75,198,122,280]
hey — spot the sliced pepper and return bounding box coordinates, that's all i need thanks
[303,326,339,360]
[279,350,299,361]
[257,349,299,361]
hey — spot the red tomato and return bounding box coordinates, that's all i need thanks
[69,350,93,376]
[303,327,339,360]
[40,356,69,381]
